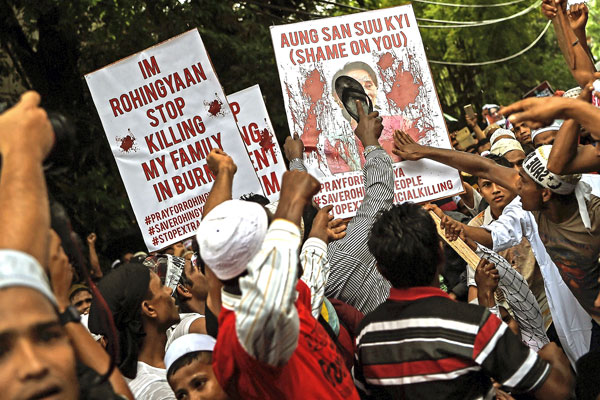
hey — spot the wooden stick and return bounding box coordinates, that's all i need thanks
[428,210,481,270]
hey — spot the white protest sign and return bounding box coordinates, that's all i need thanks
[270,5,463,217]
[85,29,263,251]
[227,85,287,202]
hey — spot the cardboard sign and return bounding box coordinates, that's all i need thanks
[227,85,287,202]
[454,127,476,150]
[270,5,462,217]
[523,81,554,99]
[85,29,263,251]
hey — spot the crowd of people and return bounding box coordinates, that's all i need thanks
[0,0,599,399]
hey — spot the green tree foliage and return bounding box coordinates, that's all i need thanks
[0,0,590,264]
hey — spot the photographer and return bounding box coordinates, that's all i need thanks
[0,92,133,399]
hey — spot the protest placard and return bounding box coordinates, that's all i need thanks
[85,29,263,251]
[523,81,554,98]
[270,5,463,217]
[228,85,287,202]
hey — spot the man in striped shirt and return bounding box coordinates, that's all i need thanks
[354,203,573,399]
[285,101,394,314]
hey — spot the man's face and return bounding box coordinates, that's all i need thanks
[70,290,92,315]
[514,122,532,144]
[184,259,208,301]
[168,356,228,400]
[346,69,377,107]
[533,130,557,148]
[478,178,515,215]
[0,288,78,400]
[147,271,180,328]
[516,168,545,211]
[504,150,526,169]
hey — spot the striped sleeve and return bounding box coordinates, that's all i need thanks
[235,219,301,367]
[299,237,329,319]
[474,311,551,393]
[325,149,394,314]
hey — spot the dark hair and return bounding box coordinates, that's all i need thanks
[476,138,490,148]
[239,193,270,206]
[167,351,213,379]
[521,143,536,155]
[368,203,441,288]
[484,153,512,169]
[69,286,92,302]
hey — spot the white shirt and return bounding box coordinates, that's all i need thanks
[483,196,591,365]
[127,362,174,400]
[165,313,204,350]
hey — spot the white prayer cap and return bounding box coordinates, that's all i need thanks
[197,199,268,280]
[489,128,516,145]
[531,120,563,142]
[562,87,582,99]
[164,334,216,374]
[482,104,499,111]
[0,250,56,305]
[522,145,592,229]
[490,138,524,157]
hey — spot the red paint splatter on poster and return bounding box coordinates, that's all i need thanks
[259,128,273,150]
[302,69,325,103]
[120,135,134,152]
[386,66,422,110]
[299,68,326,149]
[116,129,138,153]
[208,99,222,116]
[377,52,394,70]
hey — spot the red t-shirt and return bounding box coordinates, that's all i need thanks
[213,281,360,399]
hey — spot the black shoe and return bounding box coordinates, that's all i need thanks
[334,75,373,123]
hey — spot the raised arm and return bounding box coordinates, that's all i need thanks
[542,0,596,87]
[236,170,320,366]
[325,102,394,312]
[0,92,54,268]
[202,149,237,217]
[547,77,600,174]
[394,130,519,193]
[284,133,307,172]
[501,96,600,136]
[300,205,347,318]
[466,112,486,141]
[86,233,103,280]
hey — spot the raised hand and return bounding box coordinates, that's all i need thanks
[309,205,347,243]
[500,97,571,129]
[393,129,424,161]
[87,233,97,246]
[541,0,559,19]
[206,148,237,176]
[0,91,54,162]
[354,99,383,148]
[465,113,478,129]
[567,3,588,32]
[475,258,500,295]
[284,133,305,161]
[275,170,321,227]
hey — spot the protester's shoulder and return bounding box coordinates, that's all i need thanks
[357,296,486,335]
